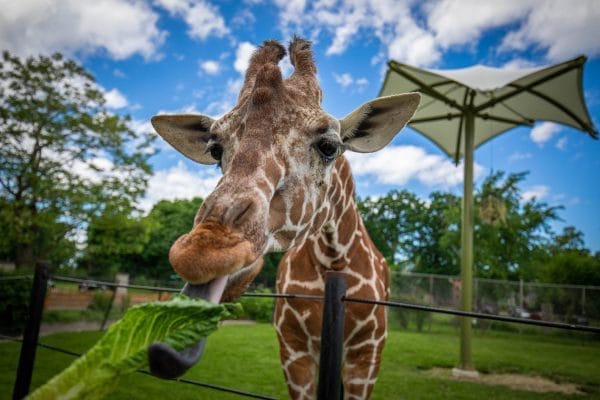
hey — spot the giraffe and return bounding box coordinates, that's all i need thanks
[151,37,419,399]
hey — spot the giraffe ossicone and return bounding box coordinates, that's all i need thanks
[152,37,419,399]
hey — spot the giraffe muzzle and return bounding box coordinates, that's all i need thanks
[168,221,257,284]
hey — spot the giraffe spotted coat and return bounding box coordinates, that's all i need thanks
[151,37,420,399]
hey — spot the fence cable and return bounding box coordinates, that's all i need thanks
[1,334,279,400]
[50,275,182,292]
[46,275,598,333]
[343,296,600,334]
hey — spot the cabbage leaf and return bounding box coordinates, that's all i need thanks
[28,296,240,400]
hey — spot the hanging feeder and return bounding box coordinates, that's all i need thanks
[479,194,506,226]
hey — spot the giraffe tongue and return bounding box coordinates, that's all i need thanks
[148,275,229,379]
[183,274,229,303]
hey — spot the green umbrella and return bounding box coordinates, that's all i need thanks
[379,56,597,372]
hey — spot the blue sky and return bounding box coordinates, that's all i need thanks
[2,0,600,251]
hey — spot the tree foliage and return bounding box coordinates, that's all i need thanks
[359,171,568,281]
[0,51,154,268]
[78,204,153,278]
[133,198,203,280]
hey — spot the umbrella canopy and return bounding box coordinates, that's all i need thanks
[379,56,597,373]
[380,56,597,163]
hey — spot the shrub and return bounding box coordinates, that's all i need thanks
[88,291,114,312]
[238,287,275,323]
[0,275,32,335]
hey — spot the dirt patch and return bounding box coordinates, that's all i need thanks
[426,368,583,395]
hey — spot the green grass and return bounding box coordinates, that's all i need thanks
[1,322,598,399]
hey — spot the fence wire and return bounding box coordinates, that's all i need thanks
[390,272,600,330]
[45,275,598,333]
[1,334,279,400]
[5,271,599,400]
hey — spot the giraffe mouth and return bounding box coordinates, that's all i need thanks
[148,239,261,380]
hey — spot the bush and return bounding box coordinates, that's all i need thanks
[388,293,431,332]
[88,291,113,312]
[0,275,32,335]
[237,287,275,323]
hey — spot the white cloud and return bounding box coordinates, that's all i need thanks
[199,60,221,75]
[113,69,126,78]
[231,8,256,27]
[346,145,483,188]
[71,155,115,184]
[154,0,189,14]
[129,118,155,136]
[333,73,353,87]
[530,122,562,146]
[185,1,230,40]
[426,0,530,50]
[103,88,129,109]
[499,0,600,61]
[201,77,244,117]
[273,0,307,33]
[387,27,440,66]
[193,42,255,118]
[333,72,369,91]
[271,1,600,67]
[155,0,229,41]
[0,0,165,59]
[139,161,221,212]
[508,151,533,161]
[522,184,549,202]
[234,42,257,74]
[555,137,568,150]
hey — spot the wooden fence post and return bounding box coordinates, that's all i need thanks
[317,271,347,400]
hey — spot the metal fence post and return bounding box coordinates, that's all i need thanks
[317,271,347,400]
[13,261,50,400]
[100,289,117,331]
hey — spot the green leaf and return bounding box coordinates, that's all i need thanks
[28,296,241,400]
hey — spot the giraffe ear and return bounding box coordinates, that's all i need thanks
[151,114,218,165]
[339,93,420,153]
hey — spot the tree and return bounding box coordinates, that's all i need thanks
[0,51,153,268]
[534,226,600,286]
[415,191,462,275]
[358,190,424,266]
[132,198,203,280]
[359,190,461,274]
[472,171,560,280]
[359,171,562,280]
[78,204,153,278]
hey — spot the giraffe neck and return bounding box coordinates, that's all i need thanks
[311,156,368,270]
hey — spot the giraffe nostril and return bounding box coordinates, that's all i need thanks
[224,199,255,227]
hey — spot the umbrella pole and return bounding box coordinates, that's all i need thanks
[459,107,475,372]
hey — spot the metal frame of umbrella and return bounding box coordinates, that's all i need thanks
[379,56,597,372]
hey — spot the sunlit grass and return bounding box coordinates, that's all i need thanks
[1,321,598,399]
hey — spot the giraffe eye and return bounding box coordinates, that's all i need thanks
[208,143,224,161]
[314,139,340,162]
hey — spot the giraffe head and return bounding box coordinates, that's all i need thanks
[152,38,419,299]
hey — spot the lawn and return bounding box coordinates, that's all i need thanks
[1,321,598,399]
